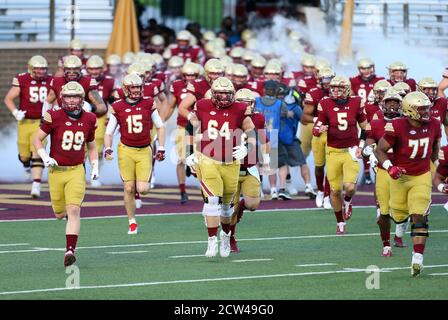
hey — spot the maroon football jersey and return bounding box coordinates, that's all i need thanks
[170,79,190,127]
[186,79,211,101]
[247,80,264,96]
[40,109,96,166]
[366,117,394,168]
[350,75,384,105]
[111,97,156,147]
[297,75,318,95]
[304,87,328,117]
[383,117,441,175]
[170,45,205,64]
[292,70,306,82]
[316,96,366,148]
[154,71,166,84]
[281,76,295,88]
[150,78,165,94]
[430,96,448,124]
[96,76,115,105]
[364,101,381,123]
[241,112,267,169]
[387,78,417,92]
[12,73,53,119]
[51,76,98,106]
[195,99,247,162]
[436,145,448,177]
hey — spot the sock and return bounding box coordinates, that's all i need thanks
[229,224,236,236]
[179,183,186,193]
[413,243,425,254]
[324,176,331,197]
[334,210,344,223]
[135,192,140,200]
[207,227,218,237]
[271,187,277,193]
[221,223,230,234]
[239,199,246,211]
[363,158,370,176]
[66,234,78,252]
[33,179,41,183]
[129,218,136,225]
[316,172,324,192]
[286,173,291,181]
[344,195,352,203]
[380,229,390,247]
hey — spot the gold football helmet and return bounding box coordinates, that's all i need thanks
[151,35,164,46]
[235,88,256,113]
[381,88,402,119]
[211,77,235,108]
[63,55,82,81]
[388,61,408,82]
[402,91,432,122]
[106,54,121,66]
[121,73,143,100]
[28,55,48,80]
[329,75,351,100]
[393,81,411,97]
[373,79,392,103]
[204,58,224,83]
[417,77,438,101]
[61,81,85,117]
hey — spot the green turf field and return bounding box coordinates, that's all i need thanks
[0,206,447,300]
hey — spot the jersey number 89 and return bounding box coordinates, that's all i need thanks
[62,131,84,151]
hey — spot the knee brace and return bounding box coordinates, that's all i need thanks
[31,158,44,169]
[203,196,222,217]
[221,204,233,218]
[18,154,30,168]
[411,222,429,238]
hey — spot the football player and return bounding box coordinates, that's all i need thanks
[350,57,384,106]
[56,39,89,77]
[374,92,440,277]
[291,54,316,83]
[302,67,335,209]
[165,62,200,204]
[46,55,107,117]
[362,90,406,256]
[418,77,448,134]
[387,61,417,91]
[4,55,52,198]
[230,88,269,253]
[313,76,367,235]
[169,30,205,64]
[186,77,256,258]
[104,74,166,235]
[248,55,266,82]
[105,54,123,88]
[33,81,98,267]
[85,55,115,187]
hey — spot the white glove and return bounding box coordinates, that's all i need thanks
[37,148,58,167]
[369,153,379,168]
[12,109,26,121]
[185,154,197,167]
[348,146,360,162]
[90,160,99,181]
[262,153,271,166]
[362,143,376,157]
[233,145,248,160]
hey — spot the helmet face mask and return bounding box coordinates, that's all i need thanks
[381,98,401,120]
[87,67,103,81]
[126,85,143,100]
[64,67,81,81]
[33,67,48,80]
[390,70,406,82]
[212,91,234,108]
[320,76,333,90]
[330,85,347,100]
[122,74,144,101]
[232,75,247,89]
[420,87,437,101]
[417,105,431,122]
[359,66,374,80]
[402,91,432,123]
[70,49,84,58]
[302,65,315,76]
[62,95,83,117]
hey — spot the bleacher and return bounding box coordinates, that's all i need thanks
[333,0,448,47]
[0,0,114,42]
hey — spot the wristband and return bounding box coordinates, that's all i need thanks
[12,109,19,117]
[438,183,445,193]
[158,146,165,151]
[262,153,270,164]
[382,160,393,170]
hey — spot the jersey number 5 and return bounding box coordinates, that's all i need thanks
[337,112,348,131]
[61,131,84,151]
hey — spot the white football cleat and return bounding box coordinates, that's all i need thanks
[411,252,423,277]
[381,246,392,257]
[337,222,346,235]
[135,199,142,209]
[128,223,138,235]
[205,236,218,258]
[90,179,102,188]
[323,196,332,209]
[285,180,298,196]
[315,191,324,208]
[30,182,40,198]
[444,201,448,213]
[219,230,231,258]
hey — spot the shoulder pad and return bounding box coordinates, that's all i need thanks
[18,72,27,76]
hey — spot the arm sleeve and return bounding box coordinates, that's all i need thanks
[151,109,164,129]
[105,112,118,135]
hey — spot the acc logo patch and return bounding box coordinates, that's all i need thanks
[65,122,72,126]
[210,111,216,115]
[410,130,416,135]
[125,109,131,113]
[333,107,339,111]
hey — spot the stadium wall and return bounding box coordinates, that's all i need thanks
[0,42,107,132]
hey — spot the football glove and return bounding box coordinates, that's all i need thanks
[12,109,26,121]
[233,145,248,160]
[155,148,165,161]
[104,147,114,161]
[387,166,406,179]
[90,160,99,181]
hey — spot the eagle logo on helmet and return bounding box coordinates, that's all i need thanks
[60,81,85,119]
[121,73,144,100]
[211,77,235,109]
[402,91,432,123]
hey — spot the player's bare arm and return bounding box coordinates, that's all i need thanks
[438,77,448,98]
[178,93,196,119]
[431,138,440,164]
[33,128,48,151]
[88,90,107,116]
[163,94,177,122]
[46,88,57,105]
[374,137,393,166]
[4,86,21,113]
[301,102,316,124]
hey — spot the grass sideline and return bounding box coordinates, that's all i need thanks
[0,207,447,300]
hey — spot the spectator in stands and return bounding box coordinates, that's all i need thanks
[186,22,203,46]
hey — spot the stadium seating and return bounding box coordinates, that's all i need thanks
[0,0,113,42]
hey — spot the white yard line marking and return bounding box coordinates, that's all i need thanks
[233,259,273,263]
[0,243,29,247]
[1,263,447,296]
[169,254,204,258]
[295,263,337,267]
[429,273,448,276]
[0,229,447,254]
[107,251,148,255]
